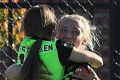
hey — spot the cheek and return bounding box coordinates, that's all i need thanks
[74,39,81,47]
[57,32,65,39]
[74,36,84,47]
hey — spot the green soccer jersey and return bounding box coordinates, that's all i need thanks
[17,37,64,80]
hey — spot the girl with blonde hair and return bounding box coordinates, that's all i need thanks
[57,14,103,80]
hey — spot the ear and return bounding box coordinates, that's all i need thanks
[81,39,87,45]
[79,39,87,50]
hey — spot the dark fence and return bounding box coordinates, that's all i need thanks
[0,0,119,80]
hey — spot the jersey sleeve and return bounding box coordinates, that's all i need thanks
[56,39,73,66]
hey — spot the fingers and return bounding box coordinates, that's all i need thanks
[87,66,96,74]
[87,66,101,80]
[73,66,101,80]
[73,68,92,80]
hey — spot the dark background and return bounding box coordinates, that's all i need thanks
[0,0,120,80]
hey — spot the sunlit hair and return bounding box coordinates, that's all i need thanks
[58,14,100,51]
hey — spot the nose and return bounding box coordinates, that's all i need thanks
[64,32,72,39]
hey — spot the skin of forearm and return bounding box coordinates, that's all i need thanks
[82,50,103,68]
[69,47,103,68]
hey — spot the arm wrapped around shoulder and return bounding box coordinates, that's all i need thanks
[4,64,21,80]
[69,47,103,68]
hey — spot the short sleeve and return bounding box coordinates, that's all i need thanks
[56,39,73,66]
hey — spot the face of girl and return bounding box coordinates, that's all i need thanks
[58,18,85,49]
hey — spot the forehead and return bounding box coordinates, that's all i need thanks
[59,18,85,29]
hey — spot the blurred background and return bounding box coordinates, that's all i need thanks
[0,0,120,80]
